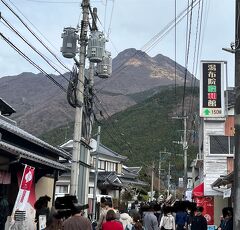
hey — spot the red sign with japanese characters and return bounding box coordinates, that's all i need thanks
[12,165,35,212]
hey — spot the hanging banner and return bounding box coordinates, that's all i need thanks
[200,61,225,117]
[194,196,214,225]
[12,165,35,213]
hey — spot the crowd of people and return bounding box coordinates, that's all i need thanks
[33,196,233,230]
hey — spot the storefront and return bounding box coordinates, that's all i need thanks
[0,111,70,228]
[192,183,214,225]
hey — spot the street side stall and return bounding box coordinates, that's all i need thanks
[0,114,70,229]
[192,182,214,226]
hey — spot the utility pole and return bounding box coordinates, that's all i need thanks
[183,115,188,189]
[87,7,97,138]
[234,0,240,229]
[159,152,162,193]
[92,126,101,222]
[151,161,154,201]
[167,162,171,197]
[89,7,97,97]
[158,149,172,193]
[172,115,188,189]
[70,0,90,196]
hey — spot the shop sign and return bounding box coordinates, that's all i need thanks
[200,61,225,117]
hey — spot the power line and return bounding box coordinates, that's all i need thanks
[93,103,128,154]
[0,15,89,98]
[1,0,72,72]
[188,0,202,116]
[1,15,71,83]
[0,32,67,93]
[95,0,201,95]
[93,94,134,154]
[107,0,115,38]
[182,0,194,116]
[8,0,62,54]
[174,0,177,104]
[23,0,81,3]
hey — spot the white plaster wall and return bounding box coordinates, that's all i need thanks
[203,121,229,196]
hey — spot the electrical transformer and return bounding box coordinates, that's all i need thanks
[61,27,78,59]
[96,51,112,78]
[87,31,106,63]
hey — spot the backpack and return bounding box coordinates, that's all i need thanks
[126,224,145,230]
[125,224,133,230]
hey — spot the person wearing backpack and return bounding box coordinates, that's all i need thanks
[125,212,145,230]
[159,206,175,230]
[175,208,187,230]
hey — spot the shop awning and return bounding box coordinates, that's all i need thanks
[211,172,234,188]
[192,182,204,197]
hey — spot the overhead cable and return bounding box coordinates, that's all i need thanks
[8,0,62,54]
[95,0,201,95]
[182,0,194,116]
[0,32,67,93]
[1,15,71,84]
[1,0,72,72]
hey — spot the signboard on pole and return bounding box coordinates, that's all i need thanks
[13,165,35,213]
[200,61,225,117]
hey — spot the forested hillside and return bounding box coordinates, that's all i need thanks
[41,86,199,183]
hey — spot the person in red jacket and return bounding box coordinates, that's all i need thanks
[102,210,124,230]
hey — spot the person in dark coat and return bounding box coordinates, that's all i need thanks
[0,194,9,230]
[175,208,187,230]
[34,195,51,230]
[221,207,233,230]
[63,204,92,230]
[190,206,207,230]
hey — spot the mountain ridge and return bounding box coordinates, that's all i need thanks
[0,48,198,136]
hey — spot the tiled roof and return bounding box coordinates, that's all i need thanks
[0,118,71,159]
[98,171,123,187]
[122,166,142,175]
[60,139,127,161]
[120,177,148,187]
[0,141,70,171]
[0,98,16,116]
[98,143,127,161]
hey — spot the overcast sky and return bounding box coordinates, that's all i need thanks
[0,0,235,86]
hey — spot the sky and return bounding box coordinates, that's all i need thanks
[0,0,235,86]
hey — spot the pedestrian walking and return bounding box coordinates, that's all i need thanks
[102,209,124,230]
[175,208,187,230]
[119,210,133,229]
[159,206,175,230]
[96,200,114,230]
[143,204,159,230]
[219,207,233,230]
[62,204,92,230]
[190,207,207,230]
[0,193,9,230]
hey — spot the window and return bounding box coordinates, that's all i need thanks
[89,187,94,194]
[209,135,234,154]
[56,185,68,194]
[106,162,117,171]
[98,160,105,170]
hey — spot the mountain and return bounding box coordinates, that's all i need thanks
[40,86,199,183]
[0,48,197,136]
[95,48,194,95]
